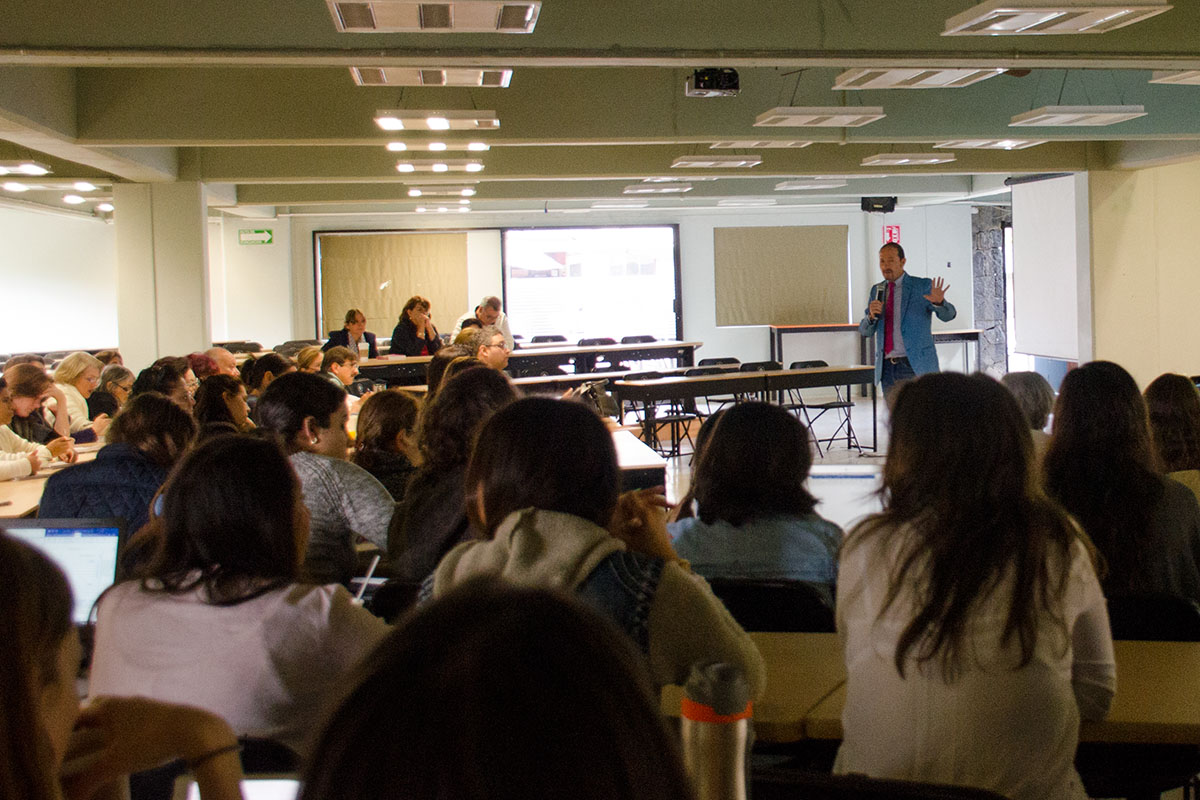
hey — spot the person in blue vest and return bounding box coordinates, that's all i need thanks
[859,242,956,395]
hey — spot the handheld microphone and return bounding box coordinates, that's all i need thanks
[872,284,886,318]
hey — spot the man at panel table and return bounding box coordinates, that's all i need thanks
[452,295,514,351]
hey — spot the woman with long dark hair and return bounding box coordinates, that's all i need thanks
[1044,361,1200,600]
[1144,372,1200,501]
[389,295,442,357]
[89,435,389,757]
[193,373,254,435]
[351,389,420,500]
[834,372,1114,799]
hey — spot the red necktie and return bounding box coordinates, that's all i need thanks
[884,281,895,355]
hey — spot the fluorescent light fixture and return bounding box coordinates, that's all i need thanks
[2,182,29,192]
[591,200,649,209]
[415,207,427,212]
[96,202,115,212]
[395,159,484,172]
[437,207,450,213]
[775,180,849,190]
[458,207,470,213]
[671,155,761,168]
[754,106,886,128]
[718,198,777,207]
[834,67,1003,90]
[428,142,448,151]
[0,161,53,176]
[374,109,499,131]
[861,153,957,166]
[467,142,490,151]
[387,142,408,151]
[623,183,693,194]
[408,189,422,197]
[642,175,720,182]
[329,1,540,33]
[1009,104,1147,126]
[943,0,1170,35]
[934,138,1047,149]
[73,181,98,192]
[1149,70,1200,85]
[388,141,490,152]
[459,199,470,205]
[62,194,86,205]
[710,140,813,149]
[350,67,514,87]
[405,185,478,197]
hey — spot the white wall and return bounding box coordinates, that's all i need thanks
[0,206,117,354]
[211,216,294,348]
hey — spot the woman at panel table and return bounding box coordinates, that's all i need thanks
[0,532,245,800]
[256,372,395,586]
[51,351,112,444]
[1144,372,1200,505]
[424,396,765,697]
[389,295,442,357]
[834,372,1114,800]
[323,307,379,360]
[667,401,842,606]
[1044,361,1200,603]
[89,435,390,759]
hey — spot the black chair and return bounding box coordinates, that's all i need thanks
[735,360,782,402]
[1075,593,1200,800]
[620,334,656,343]
[273,339,322,356]
[699,357,740,368]
[577,337,617,347]
[223,341,264,354]
[753,768,1009,800]
[530,334,567,343]
[706,578,835,633]
[781,360,862,457]
[620,370,699,457]
[685,366,737,415]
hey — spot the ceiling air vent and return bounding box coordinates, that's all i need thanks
[710,140,812,149]
[352,67,388,85]
[1149,70,1200,85]
[327,1,540,32]
[350,67,513,87]
[833,68,1003,90]
[754,107,886,128]
[943,0,1171,35]
[1009,105,1147,126]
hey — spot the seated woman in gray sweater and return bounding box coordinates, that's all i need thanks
[257,372,395,586]
[668,401,842,606]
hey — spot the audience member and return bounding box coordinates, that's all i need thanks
[451,327,479,347]
[154,355,200,407]
[89,435,389,758]
[423,344,468,403]
[320,346,362,393]
[240,352,296,410]
[52,351,110,443]
[427,396,765,695]
[187,351,220,380]
[0,533,245,800]
[1044,361,1200,602]
[40,393,197,536]
[834,372,1114,800]
[391,367,517,581]
[299,580,692,800]
[451,295,514,350]
[4,352,46,371]
[665,410,724,524]
[668,401,842,605]
[193,374,254,436]
[1144,372,1200,501]
[87,363,134,419]
[5,363,73,446]
[132,361,194,412]
[296,345,324,374]
[93,348,123,366]
[389,296,442,357]
[323,307,379,359]
[0,376,56,479]
[1001,371,1056,462]
[469,325,511,371]
[351,389,420,501]
[256,372,394,585]
[204,346,241,377]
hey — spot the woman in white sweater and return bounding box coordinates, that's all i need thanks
[52,351,111,442]
[834,372,1115,800]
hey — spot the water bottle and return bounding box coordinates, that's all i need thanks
[680,662,753,800]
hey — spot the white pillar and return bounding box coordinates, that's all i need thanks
[114,183,210,371]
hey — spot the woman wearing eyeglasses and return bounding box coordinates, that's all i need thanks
[87,363,135,419]
[52,351,111,443]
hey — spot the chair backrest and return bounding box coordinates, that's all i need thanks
[623,371,663,381]
[1106,593,1200,641]
[531,334,567,343]
[698,357,740,367]
[273,339,322,356]
[753,769,1009,800]
[684,366,726,377]
[706,578,835,633]
[738,360,782,372]
[790,359,830,369]
[620,335,656,344]
[224,341,264,354]
[578,337,617,347]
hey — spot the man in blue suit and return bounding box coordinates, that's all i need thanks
[858,243,956,394]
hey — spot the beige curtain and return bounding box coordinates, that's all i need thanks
[713,225,849,326]
[316,232,469,338]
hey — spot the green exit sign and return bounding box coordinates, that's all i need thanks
[238,229,273,245]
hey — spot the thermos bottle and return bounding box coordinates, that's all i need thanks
[680,662,753,800]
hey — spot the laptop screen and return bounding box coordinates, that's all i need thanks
[0,519,124,624]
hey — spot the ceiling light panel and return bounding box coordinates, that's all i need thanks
[709,140,813,149]
[671,155,762,168]
[350,67,513,87]
[1009,105,1147,126]
[0,161,52,176]
[754,107,886,128]
[718,199,777,207]
[1149,70,1200,85]
[375,109,499,131]
[642,176,720,182]
[396,159,484,172]
[591,201,649,209]
[934,138,1047,149]
[405,185,478,197]
[775,180,849,190]
[861,153,957,165]
[943,0,1171,35]
[833,68,1004,90]
[623,183,693,194]
[329,1,540,32]
[388,141,490,152]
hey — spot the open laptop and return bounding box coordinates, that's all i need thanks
[0,518,125,624]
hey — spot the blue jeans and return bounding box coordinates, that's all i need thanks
[881,356,917,396]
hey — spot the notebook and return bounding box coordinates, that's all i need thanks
[0,518,125,624]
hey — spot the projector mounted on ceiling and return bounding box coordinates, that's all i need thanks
[861,197,898,213]
[685,69,740,98]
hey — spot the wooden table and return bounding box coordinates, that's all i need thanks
[611,430,667,491]
[0,448,99,518]
[719,633,1200,746]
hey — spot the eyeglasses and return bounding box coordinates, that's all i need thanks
[485,342,510,351]
[115,382,133,392]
